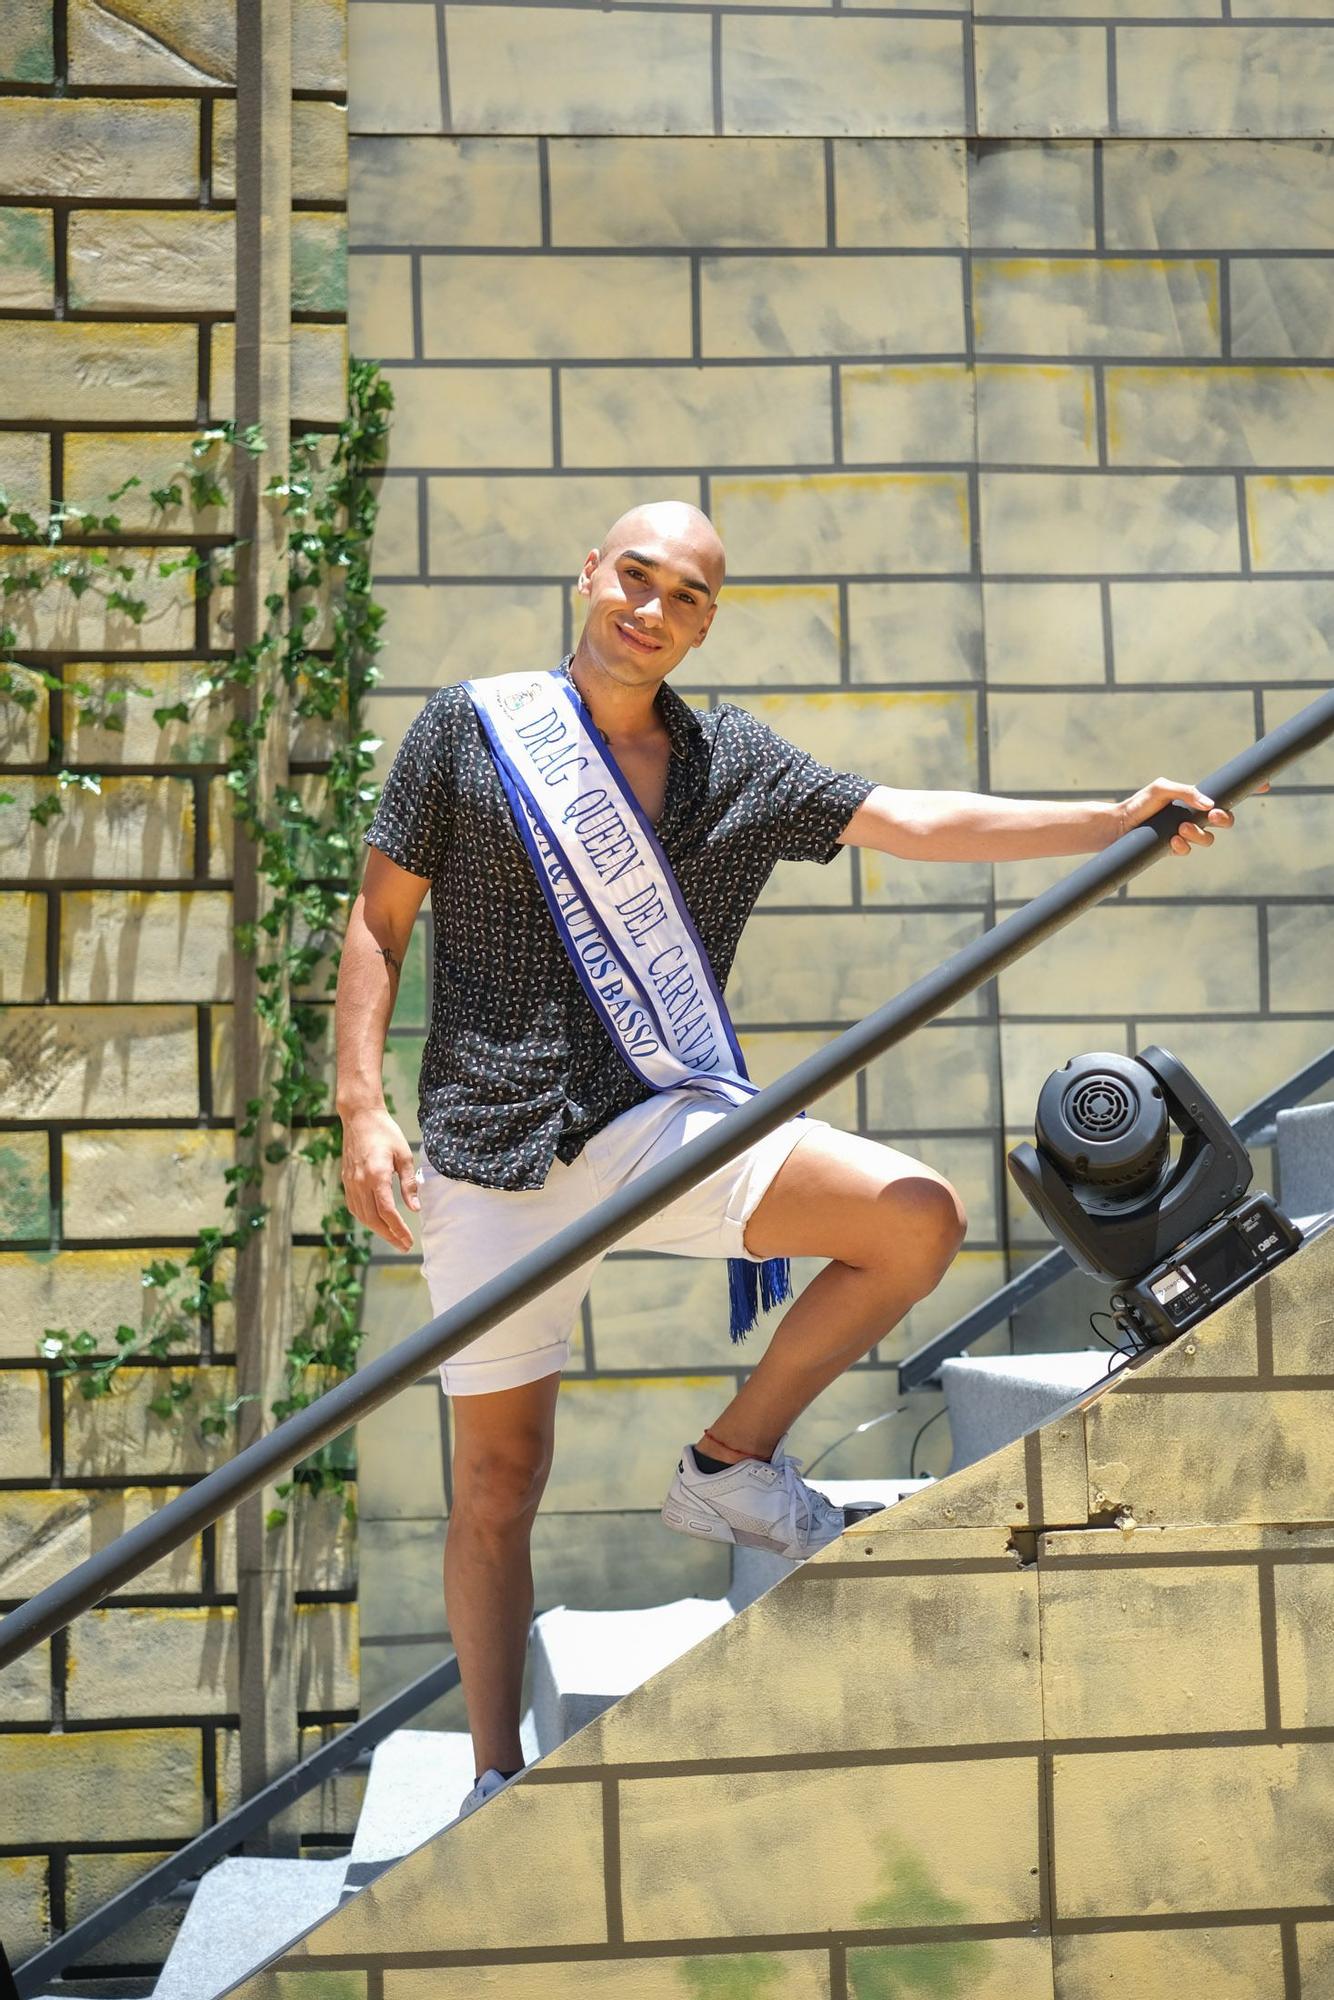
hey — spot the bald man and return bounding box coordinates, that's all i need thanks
[336,500,1237,1815]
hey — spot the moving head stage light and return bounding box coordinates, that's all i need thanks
[1008,1047,1302,1349]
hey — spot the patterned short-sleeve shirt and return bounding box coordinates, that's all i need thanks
[365,658,876,1191]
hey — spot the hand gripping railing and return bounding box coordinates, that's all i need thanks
[3,684,1334,1680]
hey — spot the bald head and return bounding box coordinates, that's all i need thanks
[598,501,726,596]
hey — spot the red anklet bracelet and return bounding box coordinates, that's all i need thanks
[702,1425,756,1462]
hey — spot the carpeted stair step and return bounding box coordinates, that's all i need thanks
[151,1856,346,1999]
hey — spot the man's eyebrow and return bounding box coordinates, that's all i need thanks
[618,548,713,598]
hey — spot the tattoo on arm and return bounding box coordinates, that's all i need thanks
[378,945,402,978]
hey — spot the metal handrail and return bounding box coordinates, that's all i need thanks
[895,1041,1334,1391]
[3,682,1334,1683]
[11,1654,461,1993]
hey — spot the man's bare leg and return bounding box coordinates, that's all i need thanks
[445,1372,561,1777]
[700,1129,966,1463]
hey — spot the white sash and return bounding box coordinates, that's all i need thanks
[463,666,792,1338]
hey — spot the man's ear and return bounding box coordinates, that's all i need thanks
[692,600,719,647]
[576,549,598,598]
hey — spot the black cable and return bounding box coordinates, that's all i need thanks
[908,1405,948,1479]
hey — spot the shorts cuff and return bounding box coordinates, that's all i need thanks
[725,1115,829,1261]
[438,1342,570,1397]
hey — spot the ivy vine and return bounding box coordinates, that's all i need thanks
[2,359,394,1518]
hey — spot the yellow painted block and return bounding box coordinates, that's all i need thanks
[721,16,965,136]
[550,137,829,248]
[0,1487,202,1595]
[0,321,197,423]
[702,255,964,359]
[1260,684,1334,788]
[1232,257,1334,360]
[63,436,231,532]
[0,207,53,307]
[562,363,833,468]
[67,1606,237,1719]
[0,895,46,1003]
[975,24,1110,138]
[987,686,1254,794]
[748,688,977,790]
[595,1567,1040,1762]
[0,430,48,515]
[1054,1926,1286,2000]
[1040,1555,1267,1738]
[428,474,699,576]
[859,1436,1030,1533]
[1111,577,1334,683]
[848,580,984,684]
[65,1849,183,1967]
[977,362,1098,467]
[293,1779,607,1954]
[983,580,1106,684]
[712,472,971,574]
[833,139,967,249]
[0,1638,50,1721]
[67,0,234,83]
[0,1005,198,1120]
[536,1509,732,1616]
[353,1382,448,1521]
[1110,364,1334,469]
[1122,795,1334,900]
[970,140,1096,251]
[974,258,1219,358]
[735,1029,858,1123]
[356,1260,431,1366]
[0,97,199,198]
[446,5,712,135]
[369,475,420,575]
[347,1,444,132]
[683,583,841,686]
[0,1853,48,1962]
[216,99,346,202]
[62,659,230,764]
[62,1365,235,1478]
[982,469,1240,576]
[1300,1921,1334,1992]
[842,362,975,464]
[1247,473,1334,573]
[1104,140,1334,254]
[1116,25,1334,138]
[1,0,51,81]
[60,889,231,1002]
[62,1126,232,1239]
[1265,1231,1334,1375]
[422,254,691,362]
[384,1956,833,1999]
[0,1131,49,1244]
[1,546,194,655]
[295,1601,358,1712]
[851,1936,1054,2000]
[618,1757,1039,1939]
[549,1378,736,1511]
[1054,1741,1334,1916]
[378,365,552,470]
[348,251,415,360]
[0,1370,49,1477]
[67,209,234,312]
[0,1727,203,1842]
[728,908,985,1024]
[1274,1561,1334,1728]
[590,1252,757,1372]
[1087,1385,1334,1525]
[865,1022,1000,1132]
[351,136,540,247]
[373,582,563,681]
[1000,902,1261,1015]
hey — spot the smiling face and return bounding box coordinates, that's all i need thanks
[574,502,725,688]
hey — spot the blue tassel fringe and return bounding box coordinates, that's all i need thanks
[727,1254,793,1343]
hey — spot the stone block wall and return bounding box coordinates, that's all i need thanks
[344,0,1334,1712]
[225,1201,1334,1993]
[0,3,354,1974]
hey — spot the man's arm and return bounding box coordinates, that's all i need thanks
[839,777,1242,863]
[336,847,431,1251]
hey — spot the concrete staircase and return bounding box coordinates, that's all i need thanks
[29,1100,1332,1998]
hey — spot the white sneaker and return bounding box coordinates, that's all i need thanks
[456,1765,521,1823]
[661,1439,883,1561]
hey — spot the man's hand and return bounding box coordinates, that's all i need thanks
[1112,776,1269,856]
[341,1105,421,1251]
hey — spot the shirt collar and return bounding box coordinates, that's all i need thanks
[557,655,705,762]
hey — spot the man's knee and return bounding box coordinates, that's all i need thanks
[881,1170,968,1281]
[452,1428,554,1528]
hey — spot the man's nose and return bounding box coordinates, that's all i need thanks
[638,593,666,626]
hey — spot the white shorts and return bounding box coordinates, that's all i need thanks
[419,1090,828,1396]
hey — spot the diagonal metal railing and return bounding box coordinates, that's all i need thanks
[3,682,1334,1683]
[896,1040,1334,1392]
